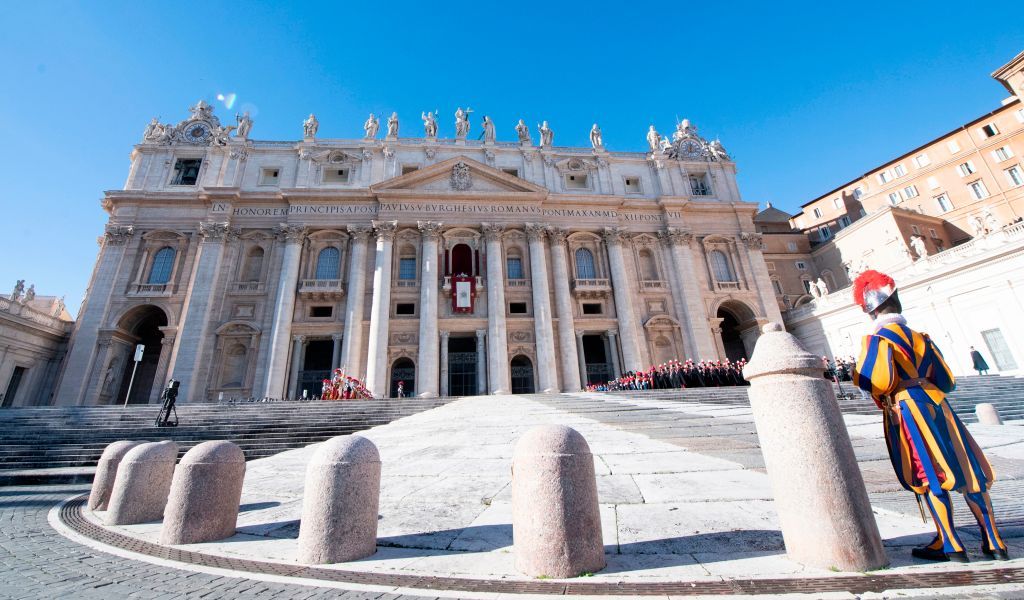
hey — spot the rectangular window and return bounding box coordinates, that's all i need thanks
[259,167,281,185]
[877,170,893,184]
[982,328,1018,370]
[911,224,921,235]
[508,302,528,314]
[506,256,524,279]
[1006,165,1024,187]
[765,261,776,271]
[894,164,907,177]
[395,303,416,316]
[688,174,711,195]
[929,228,938,238]
[170,158,202,185]
[818,227,832,240]
[948,139,961,154]
[957,161,976,177]
[888,192,901,205]
[853,186,864,200]
[323,168,350,183]
[927,176,940,190]
[501,167,519,177]
[903,185,919,199]
[581,303,603,315]
[969,180,989,199]
[833,198,842,209]
[935,193,953,213]
[993,146,1014,161]
[309,306,333,318]
[813,207,823,218]
[838,215,851,228]
[565,173,589,189]
[980,123,1000,138]
[623,176,642,193]
[796,261,808,270]
[787,242,798,252]
[398,257,417,280]
[914,153,931,168]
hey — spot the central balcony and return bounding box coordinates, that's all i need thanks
[715,281,741,292]
[571,278,611,298]
[298,279,345,300]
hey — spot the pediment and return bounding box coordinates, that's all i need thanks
[370,156,547,196]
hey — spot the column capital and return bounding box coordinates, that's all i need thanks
[481,222,505,242]
[475,329,486,339]
[525,223,547,243]
[608,329,619,337]
[740,232,764,250]
[332,333,344,342]
[417,221,443,241]
[372,220,398,241]
[103,224,135,246]
[659,227,694,246]
[546,227,568,245]
[198,221,240,242]
[575,329,586,338]
[347,224,372,241]
[292,334,306,343]
[601,226,628,246]
[274,223,308,244]
[440,330,450,339]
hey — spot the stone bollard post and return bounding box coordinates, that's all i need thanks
[297,435,381,563]
[160,441,246,545]
[512,425,604,578]
[976,403,1004,425]
[88,440,141,510]
[743,323,887,571]
[106,441,178,525]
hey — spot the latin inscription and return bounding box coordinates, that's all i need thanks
[230,203,681,222]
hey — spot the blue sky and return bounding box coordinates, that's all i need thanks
[0,2,1020,314]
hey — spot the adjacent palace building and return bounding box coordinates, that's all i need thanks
[49,106,781,405]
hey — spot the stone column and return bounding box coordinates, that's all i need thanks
[56,225,134,406]
[340,226,371,376]
[602,228,643,373]
[262,225,306,399]
[575,329,588,387]
[743,323,887,572]
[525,224,558,392]
[365,221,397,397]
[439,331,450,397]
[661,228,718,360]
[169,222,237,403]
[288,335,306,399]
[483,223,510,394]
[607,330,621,378]
[546,228,581,391]
[475,330,487,395]
[416,221,442,398]
[147,328,177,404]
[740,233,784,323]
[331,334,343,371]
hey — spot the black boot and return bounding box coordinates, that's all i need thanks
[911,545,948,562]
[980,531,1011,561]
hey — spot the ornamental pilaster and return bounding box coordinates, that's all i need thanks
[525,223,547,244]
[601,226,628,246]
[546,227,568,246]
[372,220,398,241]
[347,224,372,241]
[103,225,135,246]
[274,224,308,244]
[198,221,239,242]
[481,222,505,242]
[417,221,443,241]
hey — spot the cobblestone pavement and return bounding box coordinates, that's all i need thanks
[0,485,444,600]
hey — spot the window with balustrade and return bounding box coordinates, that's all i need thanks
[638,249,659,281]
[398,257,417,280]
[148,247,175,284]
[506,255,524,280]
[315,247,340,279]
[242,246,264,282]
[575,248,596,279]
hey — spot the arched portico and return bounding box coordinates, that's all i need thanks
[108,304,170,405]
[713,299,761,361]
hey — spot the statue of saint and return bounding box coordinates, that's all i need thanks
[982,207,1000,232]
[387,112,399,137]
[809,280,822,299]
[589,123,603,149]
[363,113,379,139]
[537,121,554,146]
[10,280,24,302]
[969,214,986,237]
[710,139,730,161]
[303,114,319,138]
[421,111,437,138]
[211,125,235,147]
[24,284,35,303]
[910,235,928,259]
[143,118,161,142]
[482,116,496,143]
[646,125,660,152]
[455,107,471,138]
[815,278,829,297]
[515,119,530,143]
[235,112,253,139]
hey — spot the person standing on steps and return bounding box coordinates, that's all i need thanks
[852,270,1009,563]
[969,346,991,375]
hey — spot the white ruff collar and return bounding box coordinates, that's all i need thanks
[873,313,907,332]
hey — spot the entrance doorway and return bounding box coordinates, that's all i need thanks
[716,301,756,362]
[298,339,333,399]
[114,305,168,405]
[510,355,535,394]
[582,334,611,385]
[390,358,415,397]
[448,336,477,396]
[2,367,26,407]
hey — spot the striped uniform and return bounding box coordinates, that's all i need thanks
[854,320,1006,555]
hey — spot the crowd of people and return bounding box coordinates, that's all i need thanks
[320,369,374,400]
[586,358,750,392]
[822,356,856,382]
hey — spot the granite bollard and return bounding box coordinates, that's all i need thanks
[512,424,604,578]
[105,440,178,525]
[88,440,141,510]
[743,323,887,571]
[976,403,1004,425]
[297,435,381,564]
[160,440,246,545]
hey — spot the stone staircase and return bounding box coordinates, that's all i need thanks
[0,397,453,483]
[603,374,1024,423]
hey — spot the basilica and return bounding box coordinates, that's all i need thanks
[52,102,782,405]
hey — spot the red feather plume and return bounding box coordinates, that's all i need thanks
[852,269,894,309]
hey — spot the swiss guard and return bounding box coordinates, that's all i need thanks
[851,270,1008,562]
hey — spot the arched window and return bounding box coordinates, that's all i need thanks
[221,343,248,388]
[315,247,340,279]
[575,248,596,279]
[506,248,524,280]
[243,247,264,282]
[708,250,735,282]
[148,247,175,284]
[638,249,658,281]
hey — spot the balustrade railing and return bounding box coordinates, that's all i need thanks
[506,278,529,287]
[0,296,69,330]
[715,281,740,291]
[641,280,667,290]
[131,283,171,295]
